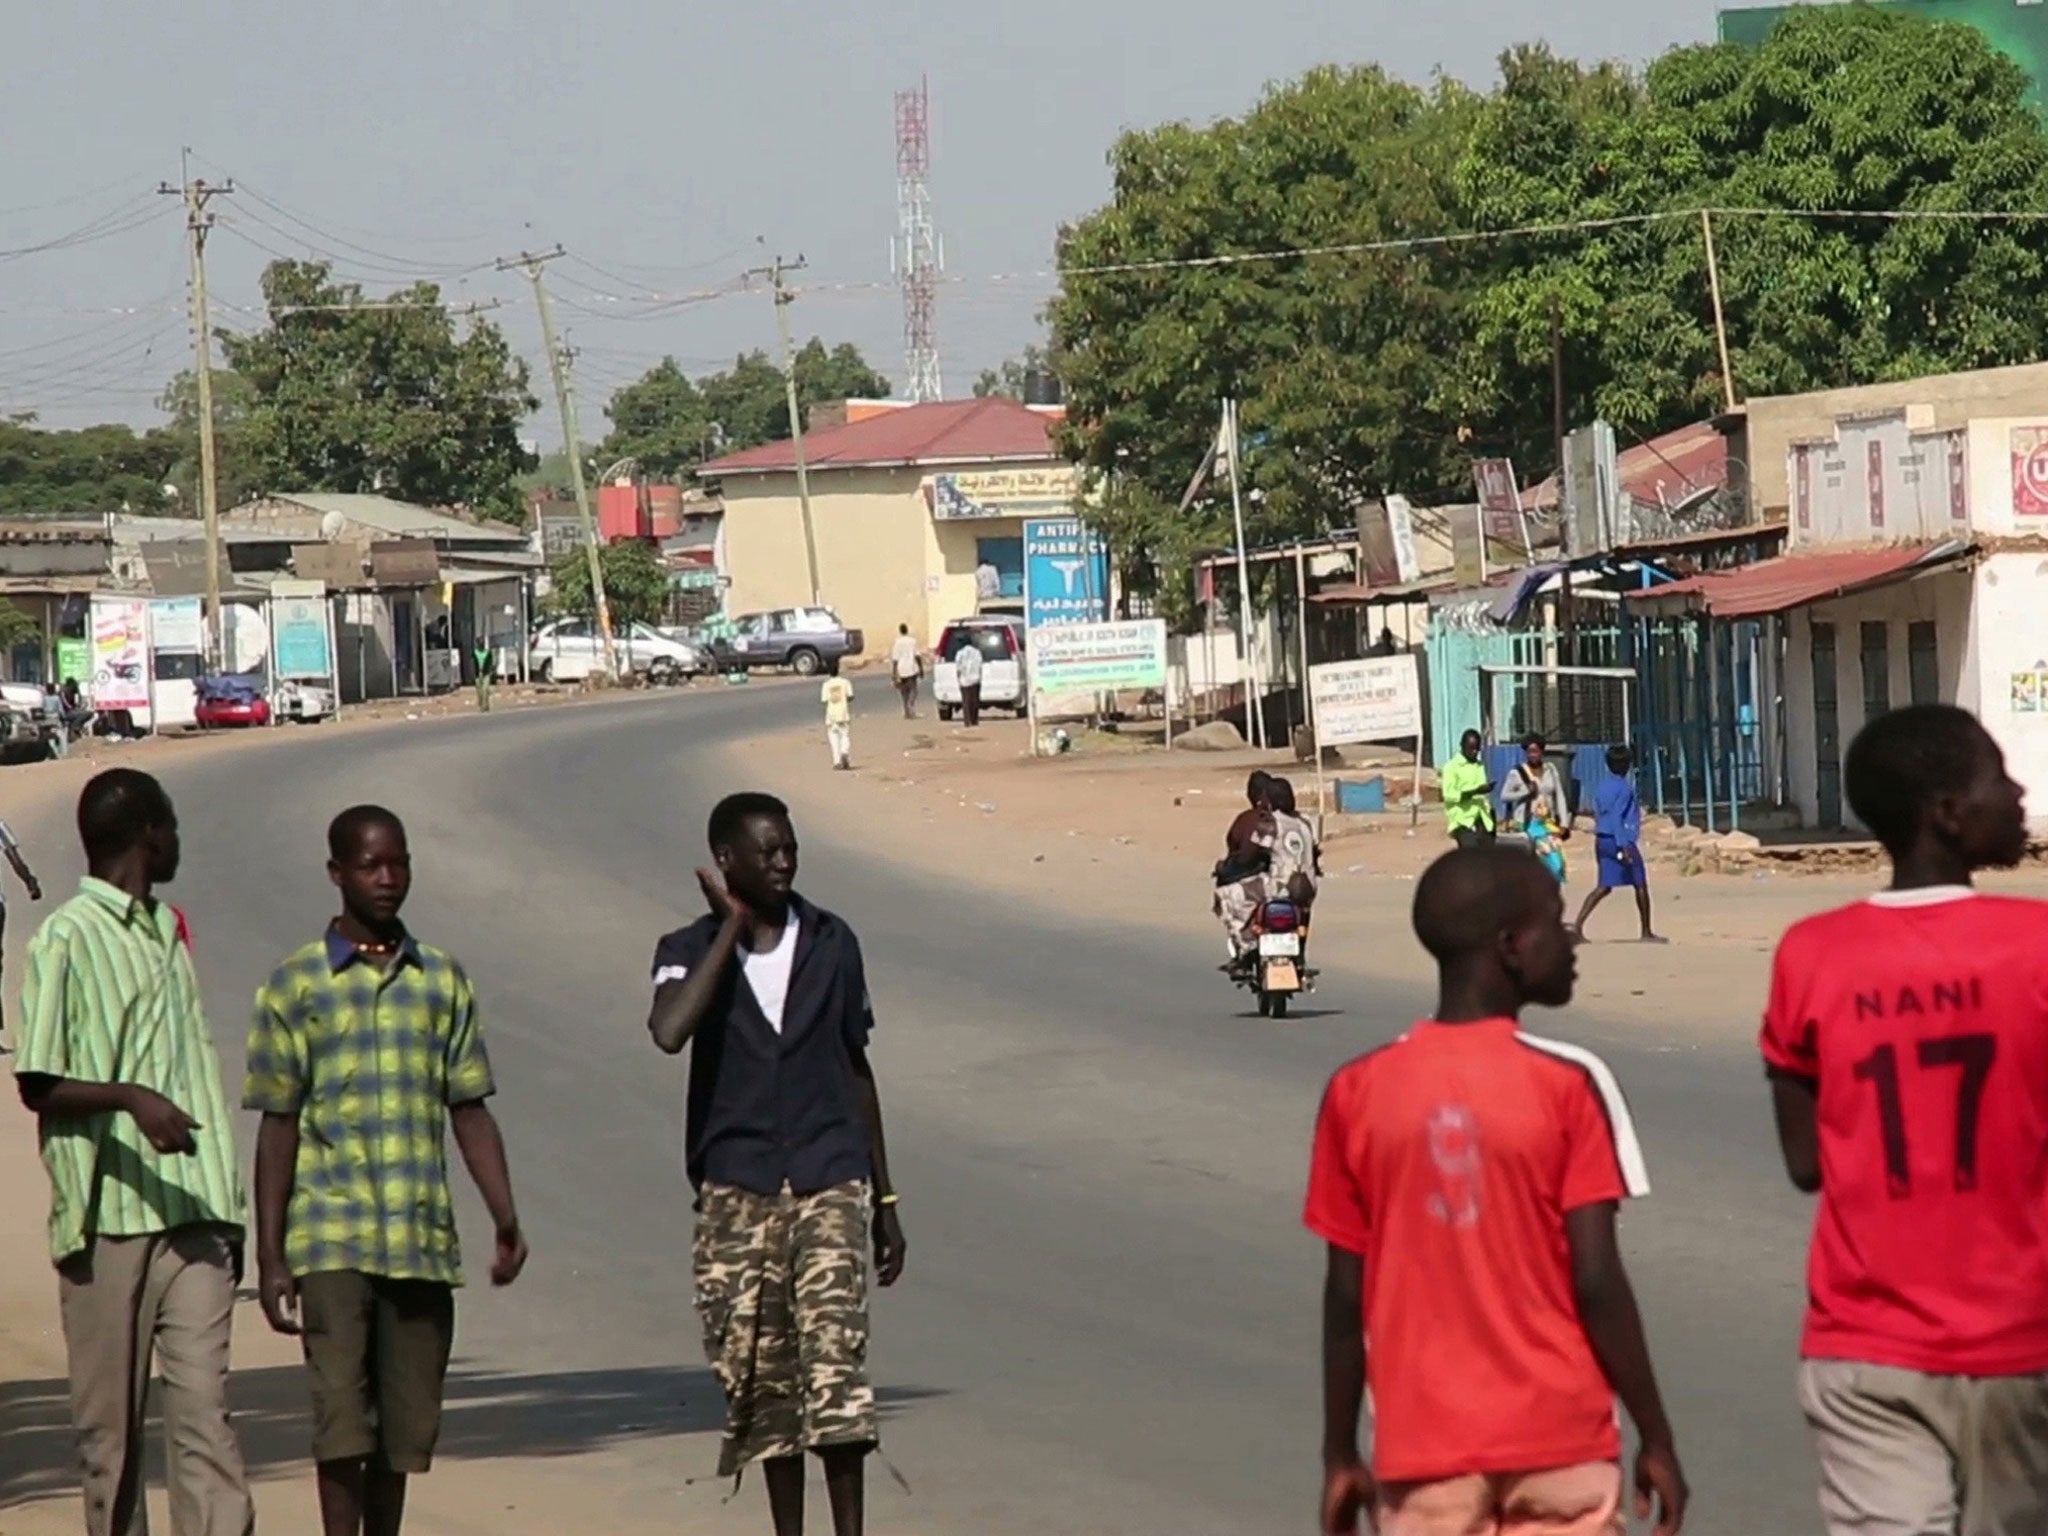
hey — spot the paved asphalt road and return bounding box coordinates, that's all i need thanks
[28,684,1822,1533]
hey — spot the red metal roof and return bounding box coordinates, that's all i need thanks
[698,397,1062,476]
[1522,420,1731,512]
[1640,543,1971,619]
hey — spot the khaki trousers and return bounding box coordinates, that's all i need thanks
[1800,1358,2048,1536]
[57,1226,253,1536]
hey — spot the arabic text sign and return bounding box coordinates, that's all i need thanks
[1311,654,1422,746]
[1029,619,1167,696]
[1024,517,1109,628]
[90,598,151,711]
[930,466,1078,521]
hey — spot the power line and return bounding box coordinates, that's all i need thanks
[0,196,170,263]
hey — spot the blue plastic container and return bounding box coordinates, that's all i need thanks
[1334,777,1388,814]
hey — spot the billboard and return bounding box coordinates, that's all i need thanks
[149,596,204,655]
[929,466,1078,521]
[1358,496,1422,588]
[270,581,335,679]
[1023,517,1110,628]
[90,598,151,712]
[1310,655,1423,747]
[1028,620,1168,696]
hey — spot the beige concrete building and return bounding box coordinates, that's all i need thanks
[1744,361,2048,520]
[697,397,1075,647]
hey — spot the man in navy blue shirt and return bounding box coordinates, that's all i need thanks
[646,791,905,1536]
[1573,745,1665,943]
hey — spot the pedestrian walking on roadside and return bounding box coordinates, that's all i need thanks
[1440,730,1496,850]
[821,673,855,770]
[1573,745,1663,943]
[648,792,906,1536]
[14,768,253,1536]
[1502,733,1573,838]
[1308,842,1685,1536]
[244,805,527,1536]
[889,624,922,719]
[472,641,494,714]
[954,636,983,728]
[1763,706,2048,1536]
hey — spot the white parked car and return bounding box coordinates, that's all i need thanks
[529,619,705,683]
[933,617,1028,718]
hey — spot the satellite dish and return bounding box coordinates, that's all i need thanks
[319,510,348,541]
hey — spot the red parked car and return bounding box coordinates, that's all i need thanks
[194,678,271,729]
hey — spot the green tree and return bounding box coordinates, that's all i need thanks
[1048,65,1482,554]
[549,539,671,628]
[222,260,538,520]
[1049,5,2048,599]
[0,416,180,515]
[1457,11,2048,450]
[157,368,260,512]
[600,341,891,476]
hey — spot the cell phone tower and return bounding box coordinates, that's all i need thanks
[894,77,943,403]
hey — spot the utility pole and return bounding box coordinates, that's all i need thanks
[1700,210,1738,414]
[748,255,823,607]
[1551,295,1576,668]
[159,152,231,665]
[499,248,618,681]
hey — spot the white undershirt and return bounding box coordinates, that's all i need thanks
[741,916,799,1034]
[649,914,802,1033]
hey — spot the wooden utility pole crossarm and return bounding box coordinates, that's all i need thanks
[159,152,231,665]
[498,247,619,681]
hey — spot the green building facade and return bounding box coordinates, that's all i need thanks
[1720,1,2048,101]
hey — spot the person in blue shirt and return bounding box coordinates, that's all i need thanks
[1572,745,1665,943]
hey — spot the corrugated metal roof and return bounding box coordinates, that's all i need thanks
[1522,419,1732,512]
[699,397,1062,476]
[246,493,528,545]
[1636,542,1972,618]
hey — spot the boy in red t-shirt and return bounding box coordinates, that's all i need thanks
[1306,843,1685,1536]
[1763,704,2048,1535]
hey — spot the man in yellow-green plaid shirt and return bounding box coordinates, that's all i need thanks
[244,804,526,1536]
[14,769,251,1536]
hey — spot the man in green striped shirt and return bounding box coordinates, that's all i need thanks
[13,769,252,1536]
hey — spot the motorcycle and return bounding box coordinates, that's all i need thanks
[1235,897,1315,1018]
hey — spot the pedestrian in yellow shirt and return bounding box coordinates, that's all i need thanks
[821,675,855,770]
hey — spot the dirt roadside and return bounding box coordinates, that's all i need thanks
[721,700,2048,1035]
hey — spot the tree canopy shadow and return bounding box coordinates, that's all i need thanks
[2,1359,943,1510]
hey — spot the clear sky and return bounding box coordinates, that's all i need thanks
[0,0,1727,443]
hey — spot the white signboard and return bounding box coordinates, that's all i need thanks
[1385,494,1422,585]
[1029,619,1168,696]
[1311,654,1422,746]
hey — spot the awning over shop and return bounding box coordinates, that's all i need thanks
[1633,541,1973,619]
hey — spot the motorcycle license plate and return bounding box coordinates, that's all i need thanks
[1262,958,1301,991]
[1258,933,1302,958]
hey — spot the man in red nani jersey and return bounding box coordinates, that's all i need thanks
[1764,704,2048,1535]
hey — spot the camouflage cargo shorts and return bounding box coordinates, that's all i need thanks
[693,1179,877,1475]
